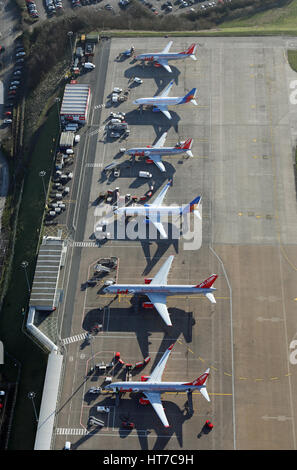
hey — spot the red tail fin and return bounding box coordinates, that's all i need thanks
[183,369,209,386]
[182,138,192,150]
[196,274,217,289]
[186,43,196,55]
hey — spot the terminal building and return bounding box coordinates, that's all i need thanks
[26,236,67,450]
[60,83,90,125]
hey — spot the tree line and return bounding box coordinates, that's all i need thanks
[22,0,293,90]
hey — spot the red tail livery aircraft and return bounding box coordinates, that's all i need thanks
[135,41,197,73]
[103,255,218,326]
[105,343,210,428]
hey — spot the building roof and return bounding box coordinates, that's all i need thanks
[34,351,64,450]
[29,237,65,310]
[59,131,74,148]
[60,84,90,116]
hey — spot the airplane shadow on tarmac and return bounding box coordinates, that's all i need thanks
[124,63,181,93]
[70,397,191,450]
[82,301,194,360]
[123,109,181,134]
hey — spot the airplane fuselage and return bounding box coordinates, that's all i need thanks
[133,96,183,106]
[104,284,215,296]
[136,53,190,62]
[127,146,185,157]
[105,381,202,393]
[116,205,183,217]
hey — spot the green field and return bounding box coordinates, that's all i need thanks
[219,0,297,34]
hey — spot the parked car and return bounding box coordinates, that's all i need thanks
[3,119,12,124]
[105,3,113,8]
[96,406,110,413]
[16,52,26,57]
[11,81,20,85]
[0,46,5,54]
[88,387,102,394]
[133,77,143,84]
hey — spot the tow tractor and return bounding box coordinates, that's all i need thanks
[121,45,135,58]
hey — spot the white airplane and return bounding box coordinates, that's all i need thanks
[105,343,210,428]
[126,132,193,172]
[114,179,201,239]
[133,80,197,120]
[135,41,197,73]
[103,255,218,327]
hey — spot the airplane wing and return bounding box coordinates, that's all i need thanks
[143,391,170,427]
[150,155,166,172]
[150,255,174,285]
[160,80,174,98]
[147,293,172,326]
[156,105,172,120]
[158,59,172,73]
[150,181,171,207]
[161,41,173,54]
[153,132,167,148]
[148,343,174,382]
[149,218,168,239]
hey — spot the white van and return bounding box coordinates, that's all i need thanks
[139,171,152,178]
[84,62,95,69]
[64,441,71,450]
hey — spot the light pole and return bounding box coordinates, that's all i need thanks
[28,392,38,423]
[21,261,30,293]
[88,334,95,373]
[67,31,73,60]
[39,170,47,199]
[55,97,61,133]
